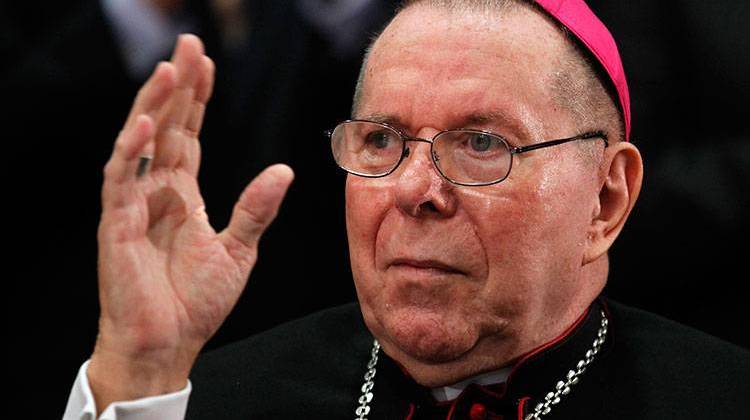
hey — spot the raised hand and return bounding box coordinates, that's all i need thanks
[87,35,294,412]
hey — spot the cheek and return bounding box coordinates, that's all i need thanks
[476,194,547,287]
[458,189,541,314]
[345,176,393,294]
[475,166,593,300]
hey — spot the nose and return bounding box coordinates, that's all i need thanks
[393,129,457,218]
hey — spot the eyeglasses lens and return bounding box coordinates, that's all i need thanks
[331,121,512,185]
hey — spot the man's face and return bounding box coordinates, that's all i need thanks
[346,5,604,384]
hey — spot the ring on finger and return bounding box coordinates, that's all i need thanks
[136,156,153,178]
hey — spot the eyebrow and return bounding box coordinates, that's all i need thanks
[462,112,502,126]
[359,111,531,141]
[458,111,532,141]
[359,113,404,128]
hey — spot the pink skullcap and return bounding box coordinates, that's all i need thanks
[535,0,631,140]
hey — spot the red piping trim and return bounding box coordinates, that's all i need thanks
[474,382,507,399]
[445,397,460,419]
[599,298,614,349]
[405,402,416,420]
[507,306,590,383]
[517,396,531,420]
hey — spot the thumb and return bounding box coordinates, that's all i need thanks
[219,164,294,262]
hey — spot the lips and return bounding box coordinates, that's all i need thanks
[389,258,466,275]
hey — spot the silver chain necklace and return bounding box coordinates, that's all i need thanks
[355,340,381,419]
[525,310,608,419]
[355,310,608,420]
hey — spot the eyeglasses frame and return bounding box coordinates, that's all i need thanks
[326,119,609,187]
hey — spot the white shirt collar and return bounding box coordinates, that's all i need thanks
[430,367,513,402]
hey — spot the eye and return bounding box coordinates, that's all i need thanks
[469,133,494,152]
[446,131,506,160]
[365,130,396,149]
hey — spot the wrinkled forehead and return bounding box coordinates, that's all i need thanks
[359,4,574,139]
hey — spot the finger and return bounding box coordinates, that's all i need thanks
[185,56,215,136]
[151,35,206,170]
[105,114,156,183]
[195,55,215,105]
[123,62,177,132]
[167,34,207,128]
[102,115,156,208]
[173,34,205,90]
[219,165,295,264]
[179,56,215,177]
[164,34,205,128]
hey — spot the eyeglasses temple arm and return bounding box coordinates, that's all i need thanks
[511,131,609,154]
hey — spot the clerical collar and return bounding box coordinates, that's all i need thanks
[430,367,512,402]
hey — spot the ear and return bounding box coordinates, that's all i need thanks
[583,142,643,264]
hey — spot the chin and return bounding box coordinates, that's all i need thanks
[374,305,479,364]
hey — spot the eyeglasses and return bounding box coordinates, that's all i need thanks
[326,120,608,186]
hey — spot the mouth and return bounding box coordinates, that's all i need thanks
[389,258,466,275]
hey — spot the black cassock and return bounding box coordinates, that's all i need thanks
[186,297,750,419]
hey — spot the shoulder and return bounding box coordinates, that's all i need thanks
[187,303,374,418]
[605,298,749,365]
[597,298,750,418]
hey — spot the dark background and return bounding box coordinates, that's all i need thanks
[2,0,748,417]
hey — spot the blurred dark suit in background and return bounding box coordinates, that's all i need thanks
[1,0,747,417]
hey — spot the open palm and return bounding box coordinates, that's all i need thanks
[88,35,293,403]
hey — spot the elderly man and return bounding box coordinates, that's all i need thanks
[64,0,749,419]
